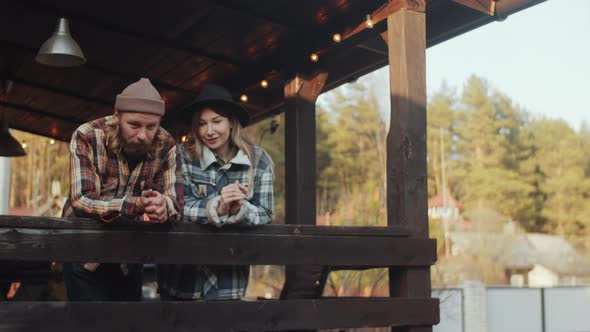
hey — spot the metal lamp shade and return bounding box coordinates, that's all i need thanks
[0,120,26,157]
[35,17,86,67]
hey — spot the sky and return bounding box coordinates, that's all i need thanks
[326,0,590,130]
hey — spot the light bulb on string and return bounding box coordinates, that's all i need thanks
[365,14,374,28]
[260,80,269,88]
[240,94,248,102]
[333,33,342,43]
[310,52,319,62]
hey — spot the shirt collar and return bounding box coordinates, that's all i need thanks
[200,146,250,170]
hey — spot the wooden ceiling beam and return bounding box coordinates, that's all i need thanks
[213,0,297,28]
[2,122,71,141]
[20,0,245,66]
[425,2,495,47]
[0,101,86,125]
[343,0,426,40]
[217,1,389,93]
[0,40,198,98]
[8,77,112,107]
[452,0,496,16]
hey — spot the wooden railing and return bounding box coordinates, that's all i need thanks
[0,215,438,331]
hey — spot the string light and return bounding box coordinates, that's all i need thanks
[260,80,269,88]
[21,142,27,149]
[365,14,374,28]
[240,94,248,102]
[181,135,187,143]
[310,52,319,62]
[49,139,55,145]
[332,33,342,43]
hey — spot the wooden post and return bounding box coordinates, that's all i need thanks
[284,72,327,226]
[385,1,434,332]
[282,72,328,303]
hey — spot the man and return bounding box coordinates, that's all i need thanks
[62,78,183,301]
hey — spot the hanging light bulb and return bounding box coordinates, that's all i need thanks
[240,94,248,102]
[181,135,187,143]
[333,33,342,43]
[260,80,269,88]
[310,52,319,62]
[365,14,374,29]
[21,141,27,149]
[49,139,56,145]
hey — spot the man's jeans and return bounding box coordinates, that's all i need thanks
[63,263,142,301]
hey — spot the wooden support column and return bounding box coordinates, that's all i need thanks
[284,72,327,226]
[385,1,436,332]
[282,72,328,303]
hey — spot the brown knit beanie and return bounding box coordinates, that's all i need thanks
[115,78,165,116]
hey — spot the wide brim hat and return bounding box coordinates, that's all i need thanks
[186,84,249,127]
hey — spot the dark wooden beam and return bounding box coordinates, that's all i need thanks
[0,298,439,332]
[9,77,112,106]
[0,227,436,267]
[0,40,198,97]
[284,72,327,225]
[219,1,386,92]
[343,0,426,40]
[214,0,297,28]
[386,2,429,249]
[0,101,80,140]
[384,2,436,332]
[425,2,495,47]
[20,0,244,66]
[282,72,328,309]
[0,216,410,237]
[0,101,83,125]
[452,0,496,15]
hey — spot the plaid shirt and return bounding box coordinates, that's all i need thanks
[63,115,183,222]
[158,144,274,300]
[62,116,183,271]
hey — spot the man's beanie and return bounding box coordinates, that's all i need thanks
[115,78,165,116]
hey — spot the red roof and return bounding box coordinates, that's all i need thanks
[8,207,36,216]
[428,193,462,209]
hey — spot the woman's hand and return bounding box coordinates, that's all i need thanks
[217,181,246,216]
[228,183,249,215]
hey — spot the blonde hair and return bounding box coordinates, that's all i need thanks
[105,115,165,160]
[185,109,255,188]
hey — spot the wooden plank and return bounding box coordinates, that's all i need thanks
[385,6,435,332]
[0,298,439,332]
[0,105,79,141]
[452,0,496,16]
[0,227,435,266]
[0,216,409,237]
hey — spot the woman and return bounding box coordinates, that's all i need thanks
[158,84,274,300]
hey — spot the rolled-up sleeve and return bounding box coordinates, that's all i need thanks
[68,131,137,222]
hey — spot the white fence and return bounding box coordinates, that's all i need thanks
[433,285,590,332]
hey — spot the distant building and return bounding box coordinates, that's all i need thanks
[448,231,590,287]
[428,192,462,220]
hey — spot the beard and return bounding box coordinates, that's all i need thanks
[120,137,152,158]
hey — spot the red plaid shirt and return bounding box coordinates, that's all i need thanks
[62,116,183,223]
